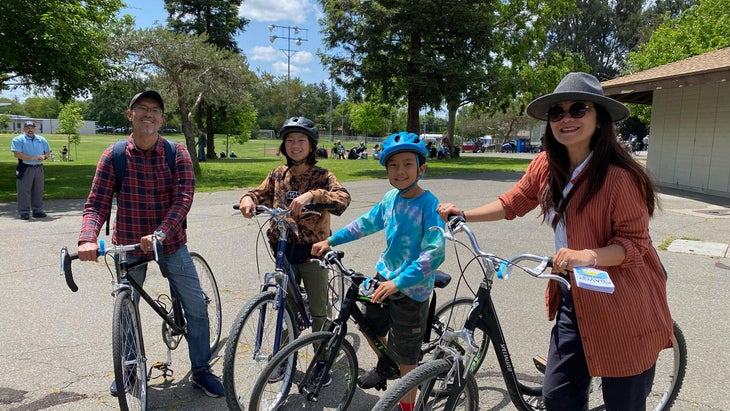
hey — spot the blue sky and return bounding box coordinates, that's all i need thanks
[2,0,330,101]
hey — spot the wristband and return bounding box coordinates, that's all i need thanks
[585,249,598,266]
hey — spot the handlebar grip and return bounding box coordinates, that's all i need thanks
[304,204,337,212]
[546,257,554,268]
[60,247,79,292]
[232,204,240,210]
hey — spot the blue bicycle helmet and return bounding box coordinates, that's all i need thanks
[379,131,429,166]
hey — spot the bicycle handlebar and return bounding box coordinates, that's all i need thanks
[437,215,570,289]
[59,237,162,293]
[233,203,336,215]
[313,249,381,290]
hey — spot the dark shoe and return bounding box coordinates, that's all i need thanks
[109,370,136,397]
[357,358,398,390]
[32,211,47,218]
[20,214,29,220]
[313,361,332,387]
[192,371,224,398]
[268,359,289,383]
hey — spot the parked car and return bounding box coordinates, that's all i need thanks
[500,140,516,153]
[95,126,114,134]
[160,127,179,133]
[461,140,477,152]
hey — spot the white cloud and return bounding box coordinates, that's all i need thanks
[241,0,315,24]
[250,46,280,62]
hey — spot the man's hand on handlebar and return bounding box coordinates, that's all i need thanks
[77,241,99,262]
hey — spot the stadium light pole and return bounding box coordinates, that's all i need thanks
[268,25,308,119]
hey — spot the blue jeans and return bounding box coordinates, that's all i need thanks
[126,245,212,374]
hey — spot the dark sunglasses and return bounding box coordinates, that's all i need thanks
[547,102,591,122]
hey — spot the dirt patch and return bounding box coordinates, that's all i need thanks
[264,149,279,156]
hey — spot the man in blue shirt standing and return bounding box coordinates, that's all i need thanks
[11,121,51,220]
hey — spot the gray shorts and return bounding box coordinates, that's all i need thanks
[364,295,429,365]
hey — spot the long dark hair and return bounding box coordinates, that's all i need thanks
[540,104,657,229]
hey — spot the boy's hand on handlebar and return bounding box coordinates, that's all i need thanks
[371,280,398,304]
[78,241,99,262]
[311,239,330,257]
[239,196,256,218]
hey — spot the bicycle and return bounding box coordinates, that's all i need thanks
[223,204,351,410]
[246,248,491,411]
[373,215,687,411]
[59,238,222,411]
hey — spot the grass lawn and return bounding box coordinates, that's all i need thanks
[1,132,531,202]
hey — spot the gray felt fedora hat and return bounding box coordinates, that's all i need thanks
[526,72,629,122]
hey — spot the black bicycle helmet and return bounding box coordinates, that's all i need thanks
[279,116,319,142]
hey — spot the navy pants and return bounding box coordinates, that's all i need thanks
[542,283,656,411]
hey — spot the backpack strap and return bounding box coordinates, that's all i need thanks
[105,138,179,235]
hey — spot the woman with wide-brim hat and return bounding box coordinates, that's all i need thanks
[438,72,673,410]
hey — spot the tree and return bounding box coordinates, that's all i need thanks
[164,0,249,52]
[625,0,730,123]
[85,78,148,128]
[319,0,572,137]
[627,0,730,71]
[0,0,126,102]
[349,101,389,137]
[117,27,256,174]
[24,97,61,119]
[57,102,84,160]
[164,0,249,157]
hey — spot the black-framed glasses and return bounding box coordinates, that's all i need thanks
[132,106,163,116]
[547,102,591,122]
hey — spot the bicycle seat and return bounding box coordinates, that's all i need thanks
[434,271,451,289]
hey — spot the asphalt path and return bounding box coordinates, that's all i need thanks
[1,157,729,410]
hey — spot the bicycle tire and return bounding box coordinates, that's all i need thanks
[223,290,298,410]
[112,290,148,411]
[373,357,479,411]
[427,297,490,373]
[587,320,687,411]
[248,331,358,411]
[190,252,222,352]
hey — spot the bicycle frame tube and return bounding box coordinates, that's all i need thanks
[467,279,541,410]
[116,257,186,336]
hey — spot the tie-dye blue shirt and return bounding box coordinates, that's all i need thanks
[328,188,446,302]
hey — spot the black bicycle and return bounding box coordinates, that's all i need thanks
[373,215,687,411]
[246,248,491,411]
[59,238,222,411]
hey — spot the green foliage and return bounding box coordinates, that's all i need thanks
[85,78,148,127]
[57,102,85,136]
[0,0,126,101]
[0,134,532,201]
[627,0,730,71]
[164,0,249,52]
[349,101,389,136]
[0,114,9,130]
[117,27,257,173]
[23,97,61,119]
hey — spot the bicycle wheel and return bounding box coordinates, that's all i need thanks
[249,331,358,411]
[223,290,298,410]
[190,252,222,352]
[426,297,490,373]
[112,290,148,411]
[588,320,687,411]
[373,357,479,411]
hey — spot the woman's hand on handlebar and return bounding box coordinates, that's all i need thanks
[437,202,462,222]
[371,280,398,304]
[311,239,331,257]
[239,196,256,218]
[78,241,99,262]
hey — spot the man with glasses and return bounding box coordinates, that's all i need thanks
[11,120,51,220]
[77,90,224,399]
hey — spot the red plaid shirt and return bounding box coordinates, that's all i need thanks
[79,136,195,256]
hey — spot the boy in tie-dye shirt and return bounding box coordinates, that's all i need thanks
[312,132,445,410]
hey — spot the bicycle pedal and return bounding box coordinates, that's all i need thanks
[373,381,388,391]
[532,355,547,374]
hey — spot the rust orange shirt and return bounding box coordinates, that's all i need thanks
[498,152,673,377]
